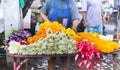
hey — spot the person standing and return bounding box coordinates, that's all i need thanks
[40,0,80,70]
[114,0,120,10]
[113,0,120,31]
[82,0,106,34]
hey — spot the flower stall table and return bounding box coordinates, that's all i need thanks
[110,49,120,70]
[8,49,120,70]
[100,48,120,70]
[8,53,75,70]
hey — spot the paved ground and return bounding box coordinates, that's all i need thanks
[0,54,120,70]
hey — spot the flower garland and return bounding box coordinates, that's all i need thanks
[64,28,76,37]
[5,29,31,46]
[27,21,65,44]
[75,40,102,70]
[74,32,119,53]
[27,21,76,44]
[8,32,77,55]
[7,21,77,55]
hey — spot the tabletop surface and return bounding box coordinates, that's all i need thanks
[8,53,76,58]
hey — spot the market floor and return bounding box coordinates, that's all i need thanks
[0,56,120,70]
[0,56,80,70]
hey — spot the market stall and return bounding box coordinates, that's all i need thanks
[8,53,75,70]
[4,21,120,70]
[0,0,119,70]
[8,50,120,70]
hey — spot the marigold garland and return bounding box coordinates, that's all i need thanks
[74,32,119,53]
[64,28,76,37]
[27,21,65,44]
[27,21,76,44]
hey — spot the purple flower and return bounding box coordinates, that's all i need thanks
[4,29,32,46]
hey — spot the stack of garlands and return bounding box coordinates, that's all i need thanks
[5,29,31,46]
[74,32,119,69]
[4,29,31,54]
[8,31,77,55]
[27,21,65,44]
[7,21,77,55]
[74,32,118,53]
[27,21,76,44]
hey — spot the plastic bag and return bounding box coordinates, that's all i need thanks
[76,19,86,32]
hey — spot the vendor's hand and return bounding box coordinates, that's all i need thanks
[103,17,106,24]
[72,25,78,31]
[72,20,79,31]
[84,22,88,27]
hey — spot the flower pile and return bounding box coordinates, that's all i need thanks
[74,32,118,69]
[64,28,76,37]
[27,21,77,44]
[8,21,77,55]
[74,32,119,53]
[6,21,119,70]
[8,31,77,55]
[27,21,65,44]
[5,29,31,46]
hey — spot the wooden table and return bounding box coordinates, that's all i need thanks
[8,53,75,70]
[8,48,120,70]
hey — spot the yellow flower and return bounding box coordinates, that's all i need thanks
[74,32,119,53]
[27,21,66,44]
[64,28,76,36]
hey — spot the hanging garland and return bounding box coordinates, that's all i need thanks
[74,32,119,53]
[75,40,102,70]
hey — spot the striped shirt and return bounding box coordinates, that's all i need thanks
[82,0,103,27]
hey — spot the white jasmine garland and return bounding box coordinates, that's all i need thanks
[8,32,77,55]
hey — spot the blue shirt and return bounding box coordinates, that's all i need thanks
[82,0,103,27]
[40,0,80,22]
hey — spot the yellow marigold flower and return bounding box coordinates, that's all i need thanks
[75,32,119,53]
[64,28,76,36]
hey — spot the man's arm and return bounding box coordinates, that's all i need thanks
[70,0,80,31]
[72,20,79,31]
[40,0,50,21]
[40,12,50,21]
[82,11,88,27]
[101,10,106,24]
[101,1,106,24]
[81,0,88,27]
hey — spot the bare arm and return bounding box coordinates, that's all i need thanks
[82,11,88,27]
[101,9,106,24]
[40,12,50,21]
[72,19,79,31]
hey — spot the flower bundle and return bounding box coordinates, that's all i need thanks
[74,32,99,42]
[64,28,76,37]
[27,21,65,44]
[94,39,118,53]
[74,32,119,53]
[8,32,77,55]
[8,41,27,54]
[5,29,31,46]
[75,40,102,70]
[27,21,76,44]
